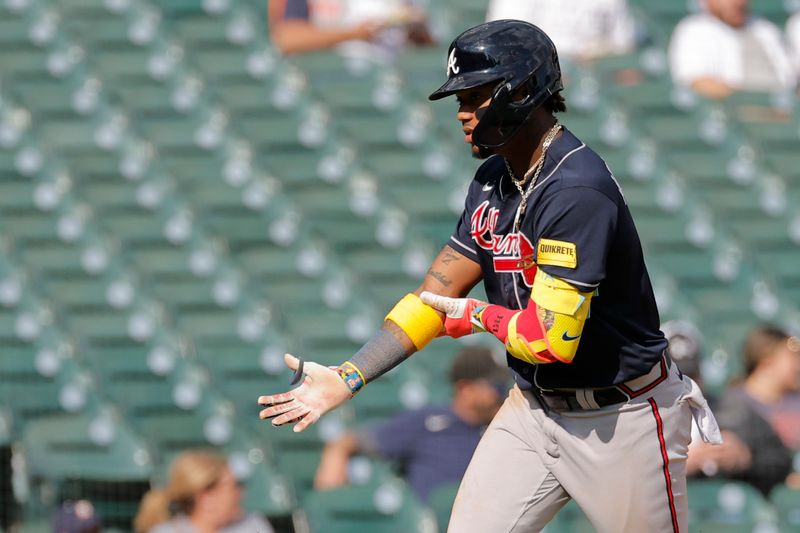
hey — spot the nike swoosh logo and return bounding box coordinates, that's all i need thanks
[562,332,580,341]
[482,183,494,192]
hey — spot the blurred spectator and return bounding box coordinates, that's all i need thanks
[52,500,102,533]
[787,11,800,74]
[134,450,274,533]
[314,346,509,503]
[690,325,799,496]
[663,320,705,385]
[662,320,752,480]
[669,0,795,99]
[485,0,637,62]
[268,0,433,61]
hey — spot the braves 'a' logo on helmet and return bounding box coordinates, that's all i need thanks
[447,49,460,77]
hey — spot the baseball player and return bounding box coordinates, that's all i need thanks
[259,20,722,532]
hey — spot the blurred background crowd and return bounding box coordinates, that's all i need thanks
[0,0,799,531]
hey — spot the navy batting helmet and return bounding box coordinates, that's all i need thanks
[429,20,563,150]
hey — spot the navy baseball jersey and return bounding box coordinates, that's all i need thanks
[450,128,667,389]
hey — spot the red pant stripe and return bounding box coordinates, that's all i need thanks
[648,398,679,533]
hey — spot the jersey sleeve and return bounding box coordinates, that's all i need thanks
[529,186,618,289]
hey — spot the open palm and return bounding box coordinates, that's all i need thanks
[258,354,352,433]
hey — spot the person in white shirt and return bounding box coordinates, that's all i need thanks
[786,11,800,74]
[485,0,637,62]
[669,0,795,99]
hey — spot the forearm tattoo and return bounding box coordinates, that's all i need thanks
[538,307,556,331]
[426,269,452,287]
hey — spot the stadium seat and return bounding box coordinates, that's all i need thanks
[546,499,595,533]
[770,484,800,532]
[427,481,459,533]
[21,410,154,529]
[303,476,438,533]
[686,479,772,528]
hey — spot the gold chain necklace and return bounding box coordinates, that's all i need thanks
[505,122,562,232]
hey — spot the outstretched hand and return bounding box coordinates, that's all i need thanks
[258,354,352,433]
[420,291,487,338]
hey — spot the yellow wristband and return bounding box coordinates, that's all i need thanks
[385,293,444,350]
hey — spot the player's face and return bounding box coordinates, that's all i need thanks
[455,85,495,159]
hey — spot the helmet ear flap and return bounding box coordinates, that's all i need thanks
[472,79,537,150]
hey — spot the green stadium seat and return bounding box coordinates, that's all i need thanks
[0,344,100,422]
[194,340,293,419]
[0,178,37,213]
[112,81,177,115]
[61,11,132,48]
[0,407,12,446]
[150,277,221,309]
[547,499,595,533]
[304,476,438,533]
[0,212,62,242]
[426,481,459,533]
[0,45,50,76]
[21,411,153,530]
[240,461,298,519]
[83,343,174,385]
[65,308,141,344]
[770,484,800,532]
[686,479,771,528]
[101,209,172,245]
[91,46,156,81]
[22,411,153,481]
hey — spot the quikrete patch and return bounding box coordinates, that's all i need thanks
[536,238,577,268]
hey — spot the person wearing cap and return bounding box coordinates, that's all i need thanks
[52,500,102,533]
[314,346,509,503]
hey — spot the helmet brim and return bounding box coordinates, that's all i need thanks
[428,71,503,101]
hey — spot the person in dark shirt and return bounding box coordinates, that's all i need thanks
[314,346,508,502]
[708,326,799,496]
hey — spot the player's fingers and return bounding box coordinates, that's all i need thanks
[259,399,300,419]
[272,406,311,427]
[258,392,293,406]
[420,291,462,317]
[284,353,300,371]
[293,410,320,433]
[420,291,448,311]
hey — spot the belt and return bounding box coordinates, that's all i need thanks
[534,354,671,411]
[536,387,629,410]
